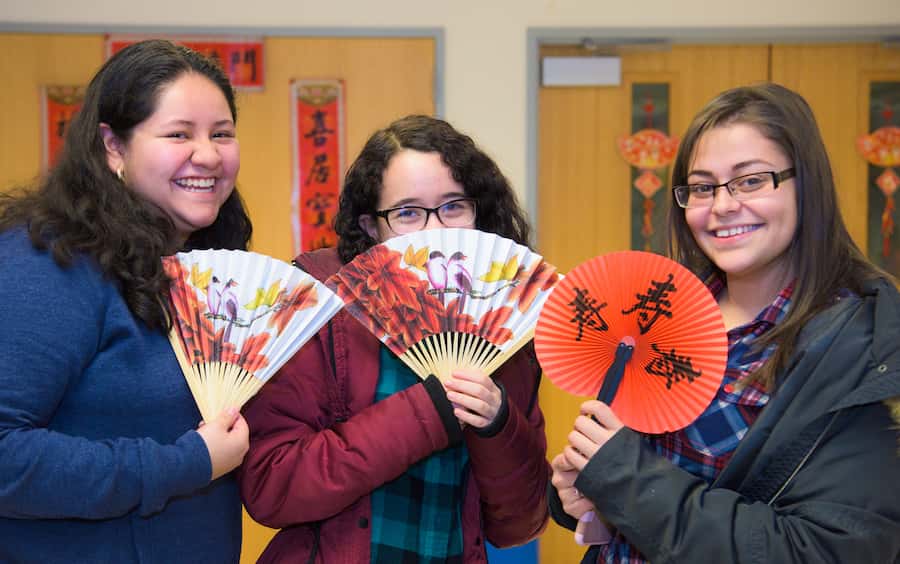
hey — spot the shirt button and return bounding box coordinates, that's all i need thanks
[358,517,369,528]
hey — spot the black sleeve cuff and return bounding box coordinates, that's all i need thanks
[471,380,509,438]
[422,374,463,445]
[547,480,579,531]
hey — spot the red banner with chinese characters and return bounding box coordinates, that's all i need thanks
[291,79,346,254]
[41,85,85,171]
[106,35,264,90]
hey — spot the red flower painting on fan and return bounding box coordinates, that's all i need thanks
[164,258,270,373]
[331,243,521,353]
[331,244,455,351]
[327,228,560,380]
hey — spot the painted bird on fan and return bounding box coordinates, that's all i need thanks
[447,251,472,314]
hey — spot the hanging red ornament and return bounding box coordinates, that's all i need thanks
[857,125,900,257]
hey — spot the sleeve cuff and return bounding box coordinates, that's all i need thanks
[471,380,509,438]
[139,430,211,516]
[422,375,463,445]
[547,480,579,531]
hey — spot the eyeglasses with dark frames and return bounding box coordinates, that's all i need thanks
[374,197,477,234]
[673,168,796,209]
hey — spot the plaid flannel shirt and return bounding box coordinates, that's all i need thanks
[369,346,467,564]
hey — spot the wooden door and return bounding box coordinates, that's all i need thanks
[771,43,900,254]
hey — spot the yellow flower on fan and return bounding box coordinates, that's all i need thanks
[479,256,520,282]
[403,244,430,272]
[190,264,212,290]
[245,280,284,310]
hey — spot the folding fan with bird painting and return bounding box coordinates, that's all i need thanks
[326,228,560,381]
[162,249,344,422]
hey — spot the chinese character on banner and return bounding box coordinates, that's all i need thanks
[105,35,265,90]
[41,85,86,171]
[290,79,346,254]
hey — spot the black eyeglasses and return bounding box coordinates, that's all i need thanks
[374,198,477,234]
[673,168,795,209]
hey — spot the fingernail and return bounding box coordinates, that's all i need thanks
[583,510,595,522]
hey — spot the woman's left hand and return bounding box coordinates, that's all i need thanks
[551,453,596,520]
[563,400,625,471]
[443,368,502,428]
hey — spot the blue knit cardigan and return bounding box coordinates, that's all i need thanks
[0,229,241,563]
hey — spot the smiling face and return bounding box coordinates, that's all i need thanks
[102,72,239,243]
[684,122,798,286]
[359,149,472,242]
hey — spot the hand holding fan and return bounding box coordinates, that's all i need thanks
[162,249,344,422]
[326,228,560,381]
[535,250,727,434]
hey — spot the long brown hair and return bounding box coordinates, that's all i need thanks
[668,83,888,388]
[0,40,252,332]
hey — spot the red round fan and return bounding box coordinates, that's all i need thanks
[535,251,727,434]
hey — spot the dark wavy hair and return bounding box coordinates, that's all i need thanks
[668,83,887,388]
[334,114,531,263]
[0,39,252,331]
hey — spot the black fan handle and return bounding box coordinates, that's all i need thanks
[596,342,634,405]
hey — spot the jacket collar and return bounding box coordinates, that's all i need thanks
[831,278,900,411]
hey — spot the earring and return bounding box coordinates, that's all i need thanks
[116,167,126,183]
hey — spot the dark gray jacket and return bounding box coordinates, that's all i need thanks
[551,279,900,563]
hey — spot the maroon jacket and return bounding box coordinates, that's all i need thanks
[239,247,550,563]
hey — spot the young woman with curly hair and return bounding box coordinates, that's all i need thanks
[239,115,549,563]
[0,39,252,563]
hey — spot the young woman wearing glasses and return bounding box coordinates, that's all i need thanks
[239,115,550,563]
[549,83,900,563]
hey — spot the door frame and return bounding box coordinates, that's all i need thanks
[526,25,900,237]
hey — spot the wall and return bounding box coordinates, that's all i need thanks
[4,0,899,211]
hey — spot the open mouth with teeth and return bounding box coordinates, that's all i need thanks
[713,224,761,238]
[174,177,216,192]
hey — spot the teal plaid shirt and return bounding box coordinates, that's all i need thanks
[370,346,468,564]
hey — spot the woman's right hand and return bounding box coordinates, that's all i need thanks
[551,452,596,520]
[196,407,250,481]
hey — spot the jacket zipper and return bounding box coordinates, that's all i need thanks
[766,411,840,504]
